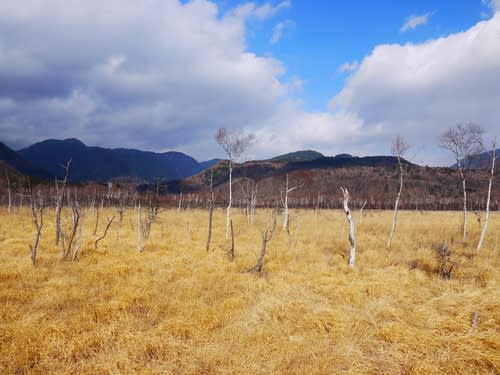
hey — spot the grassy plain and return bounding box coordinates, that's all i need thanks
[0,207,499,374]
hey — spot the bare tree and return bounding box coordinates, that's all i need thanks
[215,127,255,238]
[387,135,409,248]
[247,211,277,274]
[439,124,484,241]
[61,188,84,262]
[94,215,116,250]
[206,169,215,252]
[28,182,45,265]
[477,138,497,252]
[55,159,71,245]
[281,174,303,232]
[239,177,258,224]
[340,187,356,267]
[136,199,155,253]
[5,170,12,213]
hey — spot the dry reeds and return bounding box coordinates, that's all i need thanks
[0,208,499,374]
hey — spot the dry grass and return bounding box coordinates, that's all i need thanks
[0,206,499,374]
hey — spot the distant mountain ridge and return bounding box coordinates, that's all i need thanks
[17,138,219,183]
[267,150,324,162]
[451,148,500,169]
[0,141,52,179]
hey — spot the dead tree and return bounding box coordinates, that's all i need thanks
[206,169,215,252]
[61,189,84,262]
[55,159,71,245]
[28,182,45,265]
[215,127,255,238]
[341,187,356,267]
[239,177,258,224]
[439,124,484,241]
[477,138,497,252]
[281,174,303,232]
[247,211,277,274]
[5,170,12,213]
[387,135,409,248]
[178,192,183,211]
[136,200,154,252]
[94,215,116,250]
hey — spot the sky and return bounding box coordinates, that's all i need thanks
[0,0,499,166]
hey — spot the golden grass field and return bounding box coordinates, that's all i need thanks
[0,206,499,374]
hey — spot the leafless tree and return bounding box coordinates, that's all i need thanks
[215,127,255,238]
[94,215,116,250]
[280,174,303,232]
[55,159,71,245]
[206,169,215,252]
[477,138,497,252]
[247,210,277,274]
[5,170,12,213]
[136,199,155,253]
[28,181,45,265]
[439,124,484,241]
[341,187,356,267]
[61,188,84,262]
[239,177,258,224]
[387,135,409,248]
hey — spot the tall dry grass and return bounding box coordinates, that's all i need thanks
[0,206,498,374]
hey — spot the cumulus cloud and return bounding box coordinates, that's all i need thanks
[0,0,290,156]
[1,0,499,166]
[400,13,431,32]
[330,13,500,165]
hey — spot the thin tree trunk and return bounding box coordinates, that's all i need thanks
[387,169,403,248]
[341,187,356,267]
[206,171,214,252]
[477,147,496,251]
[226,165,232,239]
[462,176,467,241]
[5,170,12,213]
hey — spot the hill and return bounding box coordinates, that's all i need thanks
[17,138,218,183]
[0,141,52,180]
[267,150,324,162]
[156,155,499,211]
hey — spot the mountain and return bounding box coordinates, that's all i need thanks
[451,148,500,169]
[0,141,52,179]
[158,154,499,211]
[161,154,415,193]
[268,150,324,162]
[17,138,218,183]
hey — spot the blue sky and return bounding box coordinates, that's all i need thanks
[0,0,499,166]
[235,0,493,111]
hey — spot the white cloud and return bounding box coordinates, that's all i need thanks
[1,0,498,166]
[400,13,431,32]
[229,1,290,21]
[330,13,500,165]
[0,0,291,157]
[483,0,500,12]
[337,61,359,73]
[270,19,295,44]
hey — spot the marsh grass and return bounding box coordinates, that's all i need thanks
[0,207,499,374]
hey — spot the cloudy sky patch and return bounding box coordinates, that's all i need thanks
[0,1,499,166]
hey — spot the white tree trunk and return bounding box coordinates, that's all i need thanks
[387,170,403,248]
[341,187,356,267]
[282,174,289,230]
[462,176,468,242]
[477,148,496,252]
[226,165,232,239]
[6,171,11,214]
